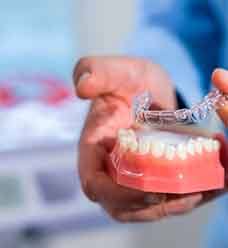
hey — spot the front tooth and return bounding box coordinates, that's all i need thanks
[213,140,220,151]
[202,139,213,152]
[197,137,205,143]
[138,138,150,154]
[177,144,187,160]
[187,140,195,156]
[165,146,176,160]
[194,140,203,154]
[151,142,165,158]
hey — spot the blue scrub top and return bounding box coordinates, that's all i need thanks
[125,1,228,247]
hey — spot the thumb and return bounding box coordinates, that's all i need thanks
[212,68,228,126]
[73,57,142,103]
[212,68,228,94]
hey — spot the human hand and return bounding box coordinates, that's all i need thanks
[73,56,204,222]
[186,69,228,206]
[212,68,228,126]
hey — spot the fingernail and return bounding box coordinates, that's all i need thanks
[218,68,228,74]
[213,68,228,78]
[78,72,91,86]
[214,68,227,72]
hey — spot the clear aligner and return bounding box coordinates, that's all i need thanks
[134,89,228,126]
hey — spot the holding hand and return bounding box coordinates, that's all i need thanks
[212,68,228,126]
[73,56,204,222]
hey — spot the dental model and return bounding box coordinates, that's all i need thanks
[108,88,226,193]
[108,128,224,193]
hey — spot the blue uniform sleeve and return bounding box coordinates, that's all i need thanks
[123,26,203,107]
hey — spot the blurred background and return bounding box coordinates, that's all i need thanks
[0,0,223,247]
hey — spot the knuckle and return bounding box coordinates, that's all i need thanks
[155,204,169,219]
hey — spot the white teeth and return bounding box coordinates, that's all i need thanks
[119,136,132,149]
[197,137,205,143]
[118,128,128,139]
[128,129,136,138]
[202,139,213,152]
[128,140,138,152]
[151,142,165,158]
[187,140,195,156]
[118,129,219,158]
[165,146,176,160]
[118,129,136,139]
[177,144,187,160]
[138,138,151,154]
[212,140,220,151]
[194,140,203,154]
[118,129,138,151]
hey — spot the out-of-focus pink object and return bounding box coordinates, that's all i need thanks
[0,74,73,107]
[0,74,90,151]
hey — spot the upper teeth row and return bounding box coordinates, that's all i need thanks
[118,129,220,160]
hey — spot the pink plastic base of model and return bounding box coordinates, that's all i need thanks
[108,149,224,194]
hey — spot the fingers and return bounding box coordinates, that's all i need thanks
[73,56,176,109]
[217,106,228,127]
[194,134,228,207]
[79,142,155,208]
[212,68,228,126]
[213,133,228,189]
[106,193,202,223]
[214,133,228,170]
[73,56,143,102]
[212,68,228,94]
[79,140,204,223]
[80,98,131,144]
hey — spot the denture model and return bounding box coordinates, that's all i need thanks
[108,89,226,194]
[108,128,224,193]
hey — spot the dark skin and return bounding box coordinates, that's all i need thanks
[73,56,228,222]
